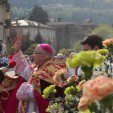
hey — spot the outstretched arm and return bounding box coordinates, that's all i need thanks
[9,35,32,81]
[13,35,22,52]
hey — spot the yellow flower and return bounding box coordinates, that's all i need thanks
[66,55,80,68]
[66,51,106,68]
[97,49,109,56]
[78,109,92,113]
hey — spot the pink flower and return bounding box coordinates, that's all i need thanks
[78,76,113,111]
[9,61,16,67]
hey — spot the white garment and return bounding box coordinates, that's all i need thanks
[18,100,39,113]
[27,101,39,113]
[77,67,83,76]
[20,66,33,81]
[67,68,75,77]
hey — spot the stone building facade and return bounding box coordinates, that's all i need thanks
[0,0,11,54]
[11,19,56,49]
[48,22,96,52]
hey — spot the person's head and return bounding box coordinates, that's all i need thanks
[69,52,76,58]
[81,34,103,51]
[56,53,65,59]
[32,43,53,65]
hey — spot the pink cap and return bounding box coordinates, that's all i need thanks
[39,43,53,55]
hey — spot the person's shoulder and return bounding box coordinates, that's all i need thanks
[44,58,61,68]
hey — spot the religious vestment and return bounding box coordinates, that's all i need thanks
[7,50,62,113]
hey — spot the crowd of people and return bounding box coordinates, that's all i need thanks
[0,54,9,67]
[0,34,104,113]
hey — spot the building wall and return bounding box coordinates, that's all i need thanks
[0,3,11,55]
[69,25,96,48]
[0,25,3,40]
[12,22,56,48]
[0,5,5,23]
[0,5,5,41]
[48,22,96,52]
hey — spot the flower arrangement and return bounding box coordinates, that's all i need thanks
[43,39,113,113]
[53,68,78,87]
[102,39,113,76]
[65,48,113,113]
[42,85,57,99]
[43,84,81,113]
[102,38,113,53]
[66,50,106,80]
[78,76,113,112]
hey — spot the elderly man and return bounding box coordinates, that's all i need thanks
[5,36,62,113]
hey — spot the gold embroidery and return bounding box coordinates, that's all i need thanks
[46,65,58,75]
[0,76,19,94]
[29,59,61,90]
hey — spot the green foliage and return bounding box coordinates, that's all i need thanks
[88,95,113,113]
[59,48,74,57]
[45,6,113,24]
[10,0,113,11]
[7,44,15,55]
[81,66,93,80]
[58,41,81,57]
[43,38,51,45]
[21,35,31,52]
[100,94,113,109]
[106,45,113,54]
[1,0,8,5]
[92,24,113,39]
[29,5,49,24]
[11,7,30,19]
[34,32,43,44]
[46,103,59,113]
[11,0,113,24]
[25,43,37,55]
[73,40,82,52]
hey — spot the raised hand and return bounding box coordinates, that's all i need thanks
[13,35,22,52]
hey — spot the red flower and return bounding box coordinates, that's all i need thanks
[9,61,16,67]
